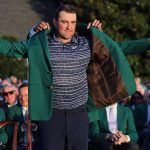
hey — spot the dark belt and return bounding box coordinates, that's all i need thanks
[53,104,86,115]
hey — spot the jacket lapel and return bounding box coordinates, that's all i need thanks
[101,109,109,131]
[38,29,51,67]
[117,106,122,130]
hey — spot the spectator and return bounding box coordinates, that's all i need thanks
[10,76,18,87]
[134,88,150,150]
[135,77,147,96]
[89,103,139,150]
[130,91,144,111]
[0,84,18,113]
[6,83,39,150]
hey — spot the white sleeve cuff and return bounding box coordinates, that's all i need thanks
[29,27,36,38]
[126,135,130,142]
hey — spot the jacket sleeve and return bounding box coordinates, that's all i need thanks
[117,38,150,55]
[0,109,8,145]
[126,108,138,142]
[0,39,28,58]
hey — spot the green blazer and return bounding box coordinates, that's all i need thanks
[134,102,148,135]
[90,104,138,143]
[0,26,149,120]
[6,105,39,149]
[0,108,8,145]
[7,105,24,122]
[6,105,25,148]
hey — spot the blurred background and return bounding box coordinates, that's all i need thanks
[0,0,150,83]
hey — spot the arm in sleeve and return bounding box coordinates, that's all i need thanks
[0,39,28,58]
[117,38,150,55]
[89,120,107,143]
[0,109,8,145]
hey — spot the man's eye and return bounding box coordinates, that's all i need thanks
[61,21,67,23]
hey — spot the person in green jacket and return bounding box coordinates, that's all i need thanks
[134,88,150,150]
[89,103,139,150]
[0,108,8,150]
[0,3,150,150]
[6,83,39,150]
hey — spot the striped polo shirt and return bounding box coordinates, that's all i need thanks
[47,34,91,109]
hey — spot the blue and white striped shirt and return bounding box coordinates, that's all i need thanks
[47,34,91,109]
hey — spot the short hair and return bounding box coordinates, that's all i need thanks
[54,4,77,20]
[2,84,16,91]
[19,83,28,92]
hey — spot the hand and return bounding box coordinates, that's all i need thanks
[114,131,127,145]
[33,21,50,32]
[87,19,102,30]
[106,133,119,142]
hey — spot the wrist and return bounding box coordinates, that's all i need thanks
[124,135,127,143]
[124,135,130,143]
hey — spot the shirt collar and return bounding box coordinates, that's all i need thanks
[53,34,78,45]
[22,106,28,111]
[106,103,118,110]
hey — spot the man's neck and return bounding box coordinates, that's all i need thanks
[55,34,72,44]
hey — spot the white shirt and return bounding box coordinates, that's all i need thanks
[106,103,118,134]
[22,106,28,120]
[106,103,130,142]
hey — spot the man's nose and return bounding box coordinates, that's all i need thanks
[66,23,71,30]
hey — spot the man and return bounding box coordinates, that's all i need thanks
[89,103,139,150]
[6,83,39,150]
[0,79,12,101]
[134,88,150,150]
[0,4,150,150]
[0,84,18,112]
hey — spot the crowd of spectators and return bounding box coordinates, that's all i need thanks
[0,75,150,150]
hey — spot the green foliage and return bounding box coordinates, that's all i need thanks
[52,0,150,82]
[0,36,27,80]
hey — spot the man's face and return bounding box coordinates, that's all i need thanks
[3,87,17,105]
[19,87,28,108]
[53,11,77,43]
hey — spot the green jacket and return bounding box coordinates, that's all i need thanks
[90,104,138,143]
[0,108,8,145]
[0,26,149,120]
[6,105,39,149]
[6,105,24,149]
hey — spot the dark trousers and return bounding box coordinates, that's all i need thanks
[0,146,5,150]
[98,141,140,150]
[17,142,39,150]
[140,128,150,150]
[39,106,89,150]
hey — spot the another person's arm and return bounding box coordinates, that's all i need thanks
[0,39,28,58]
[117,38,150,55]
[0,109,8,145]
[29,19,102,37]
